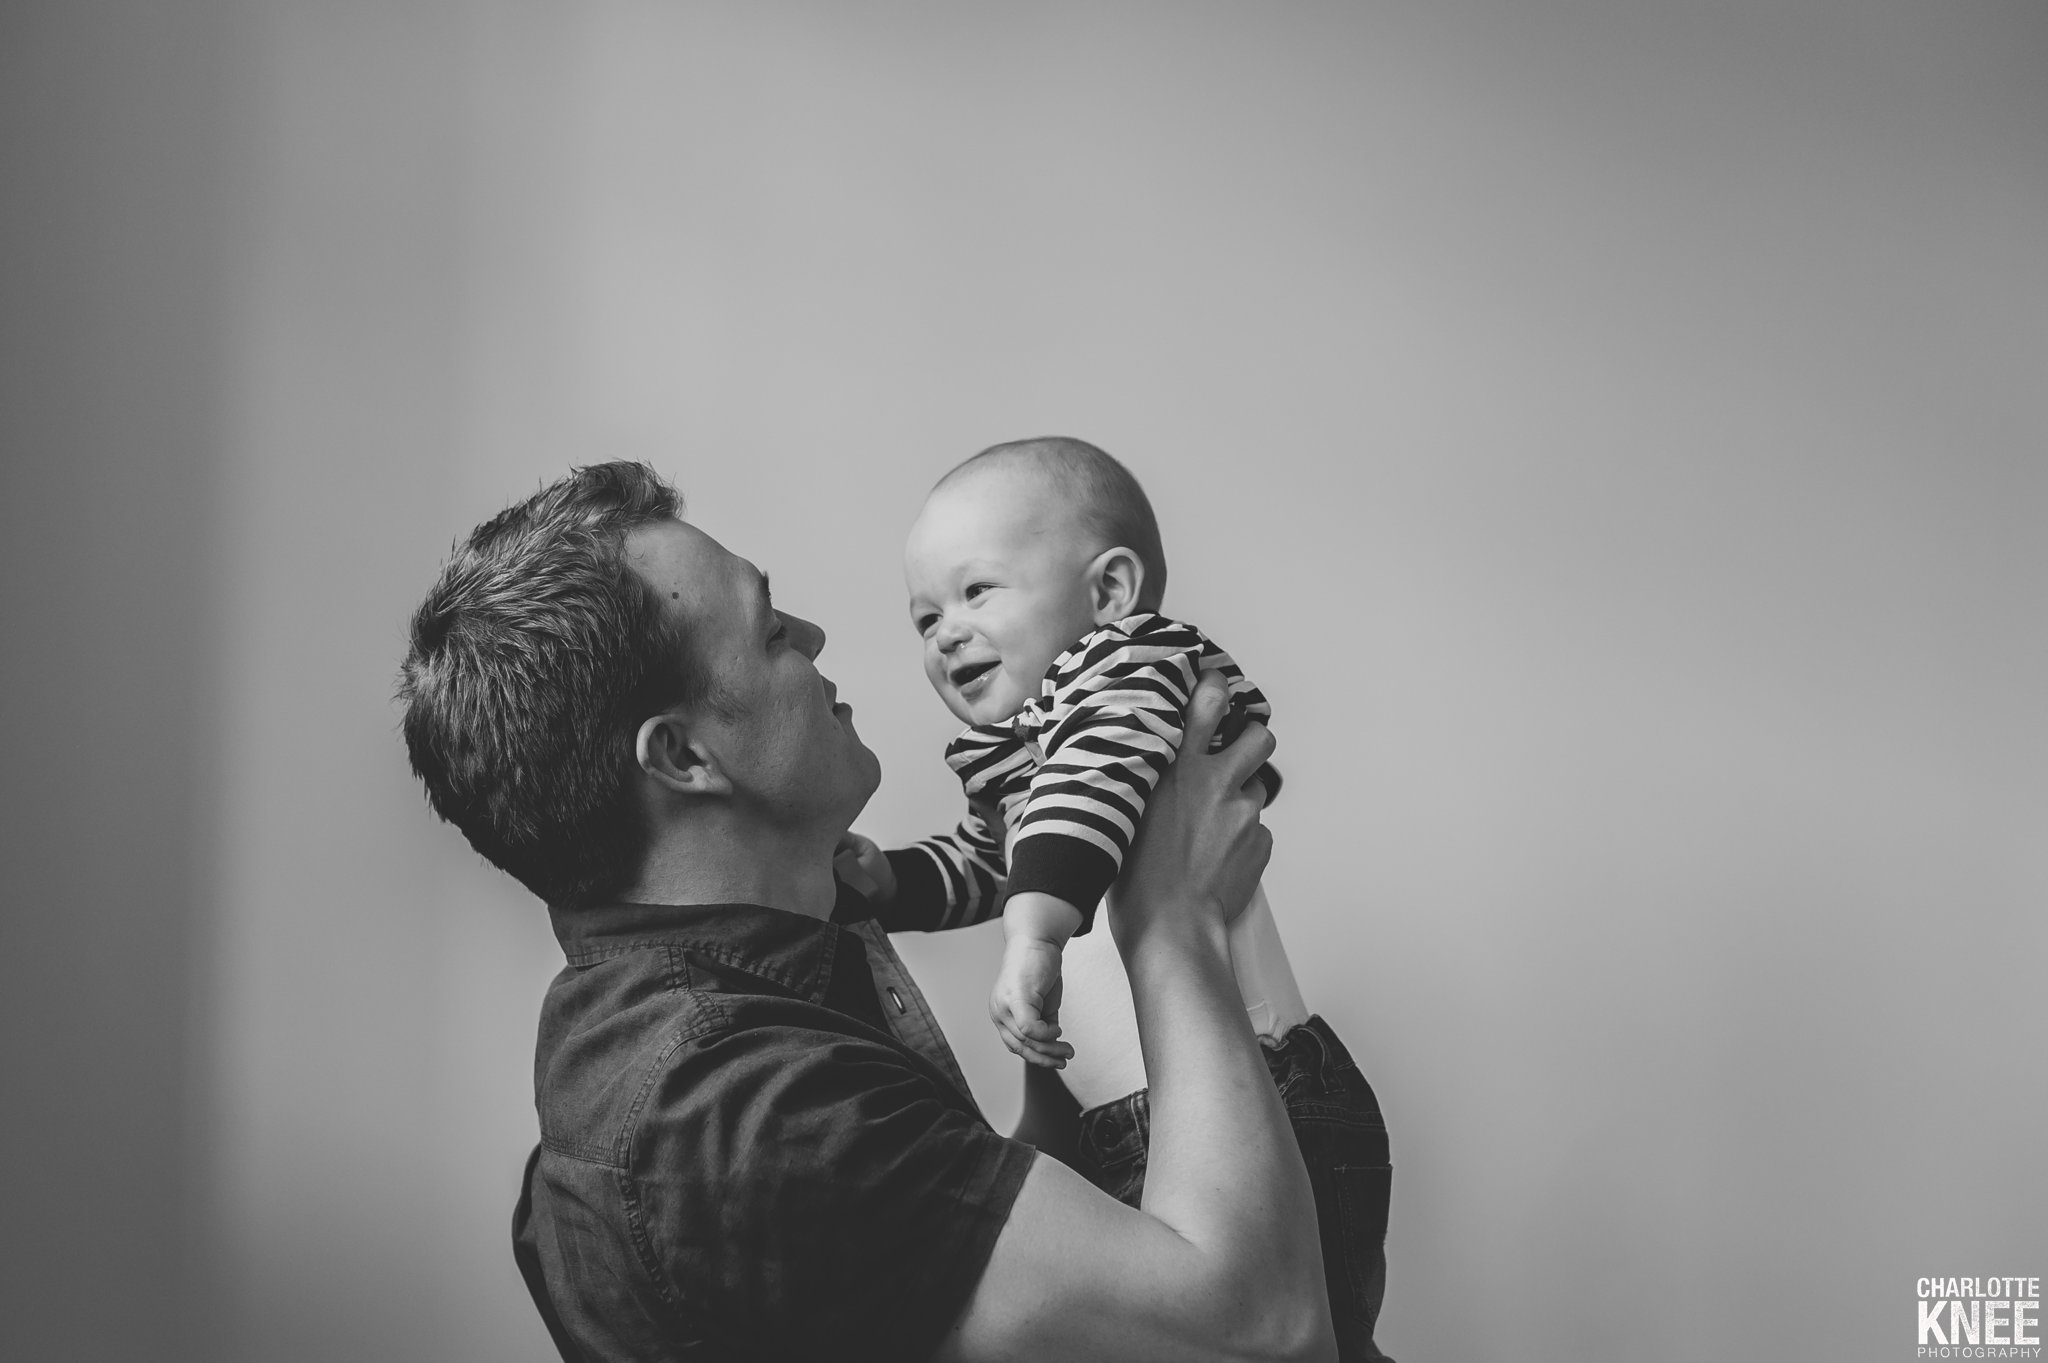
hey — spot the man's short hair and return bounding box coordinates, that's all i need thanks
[398,461,705,906]
[948,436,1168,610]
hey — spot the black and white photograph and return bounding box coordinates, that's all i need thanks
[4,3,2042,1360]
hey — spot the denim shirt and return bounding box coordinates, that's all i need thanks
[514,892,1034,1362]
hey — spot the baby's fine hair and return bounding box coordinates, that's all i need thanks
[942,436,1168,610]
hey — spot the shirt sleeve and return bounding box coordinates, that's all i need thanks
[1007,616,1275,933]
[630,1020,1038,1362]
[877,806,1009,932]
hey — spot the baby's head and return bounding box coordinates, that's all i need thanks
[906,437,1167,726]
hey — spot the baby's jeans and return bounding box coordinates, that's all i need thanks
[1072,1015,1394,1362]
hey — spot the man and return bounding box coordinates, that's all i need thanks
[399,462,1337,1362]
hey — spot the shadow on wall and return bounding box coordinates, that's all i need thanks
[1,3,232,1359]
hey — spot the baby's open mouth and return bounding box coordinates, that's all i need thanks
[950,660,997,690]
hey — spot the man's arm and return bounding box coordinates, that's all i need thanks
[933,673,1336,1363]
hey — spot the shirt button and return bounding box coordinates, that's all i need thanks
[887,987,906,1014]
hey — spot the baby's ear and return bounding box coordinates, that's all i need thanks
[1087,546,1145,623]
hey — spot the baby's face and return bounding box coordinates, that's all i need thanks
[904,469,1105,727]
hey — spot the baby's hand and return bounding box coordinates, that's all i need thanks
[990,936,1074,1069]
[833,831,897,904]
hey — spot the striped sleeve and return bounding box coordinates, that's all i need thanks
[1006,614,1272,933]
[878,807,1009,932]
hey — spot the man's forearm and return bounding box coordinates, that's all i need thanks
[1122,912,1332,1354]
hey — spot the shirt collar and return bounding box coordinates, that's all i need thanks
[549,896,851,1003]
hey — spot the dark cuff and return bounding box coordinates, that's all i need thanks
[1005,836,1119,935]
[877,847,950,932]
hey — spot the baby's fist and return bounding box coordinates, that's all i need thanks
[833,831,896,904]
[989,938,1072,1069]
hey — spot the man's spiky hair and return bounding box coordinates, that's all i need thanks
[397,461,707,906]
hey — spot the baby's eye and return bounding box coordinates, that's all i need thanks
[914,612,939,635]
[965,582,993,601]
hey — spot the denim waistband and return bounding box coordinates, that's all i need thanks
[1075,1015,1353,1170]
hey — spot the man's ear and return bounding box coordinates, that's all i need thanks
[635,711,733,798]
[1086,546,1145,624]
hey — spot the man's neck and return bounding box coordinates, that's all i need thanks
[622,811,842,921]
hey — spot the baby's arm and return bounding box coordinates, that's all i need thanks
[990,891,1083,1068]
[834,806,1009,933]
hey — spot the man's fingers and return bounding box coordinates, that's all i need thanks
[1213,718,1276,794]
[1184,670,1278,791]
[1180,670,1232,754]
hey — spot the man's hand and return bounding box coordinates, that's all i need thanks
[833,831,897,904]
[990,934,1073,1068]
[1112,670,1276,950]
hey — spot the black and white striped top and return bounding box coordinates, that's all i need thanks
[878,613,1275,936]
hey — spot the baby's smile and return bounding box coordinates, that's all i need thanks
[904,459,1125,727]
[949,658,999,694]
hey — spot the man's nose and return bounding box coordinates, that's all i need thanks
[783,611,825,659]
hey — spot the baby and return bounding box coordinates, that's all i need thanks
[838,437,1397,1360]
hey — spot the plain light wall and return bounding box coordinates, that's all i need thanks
[4,2,2042,1360]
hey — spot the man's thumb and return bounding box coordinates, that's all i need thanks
[1185,669,1228,745]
